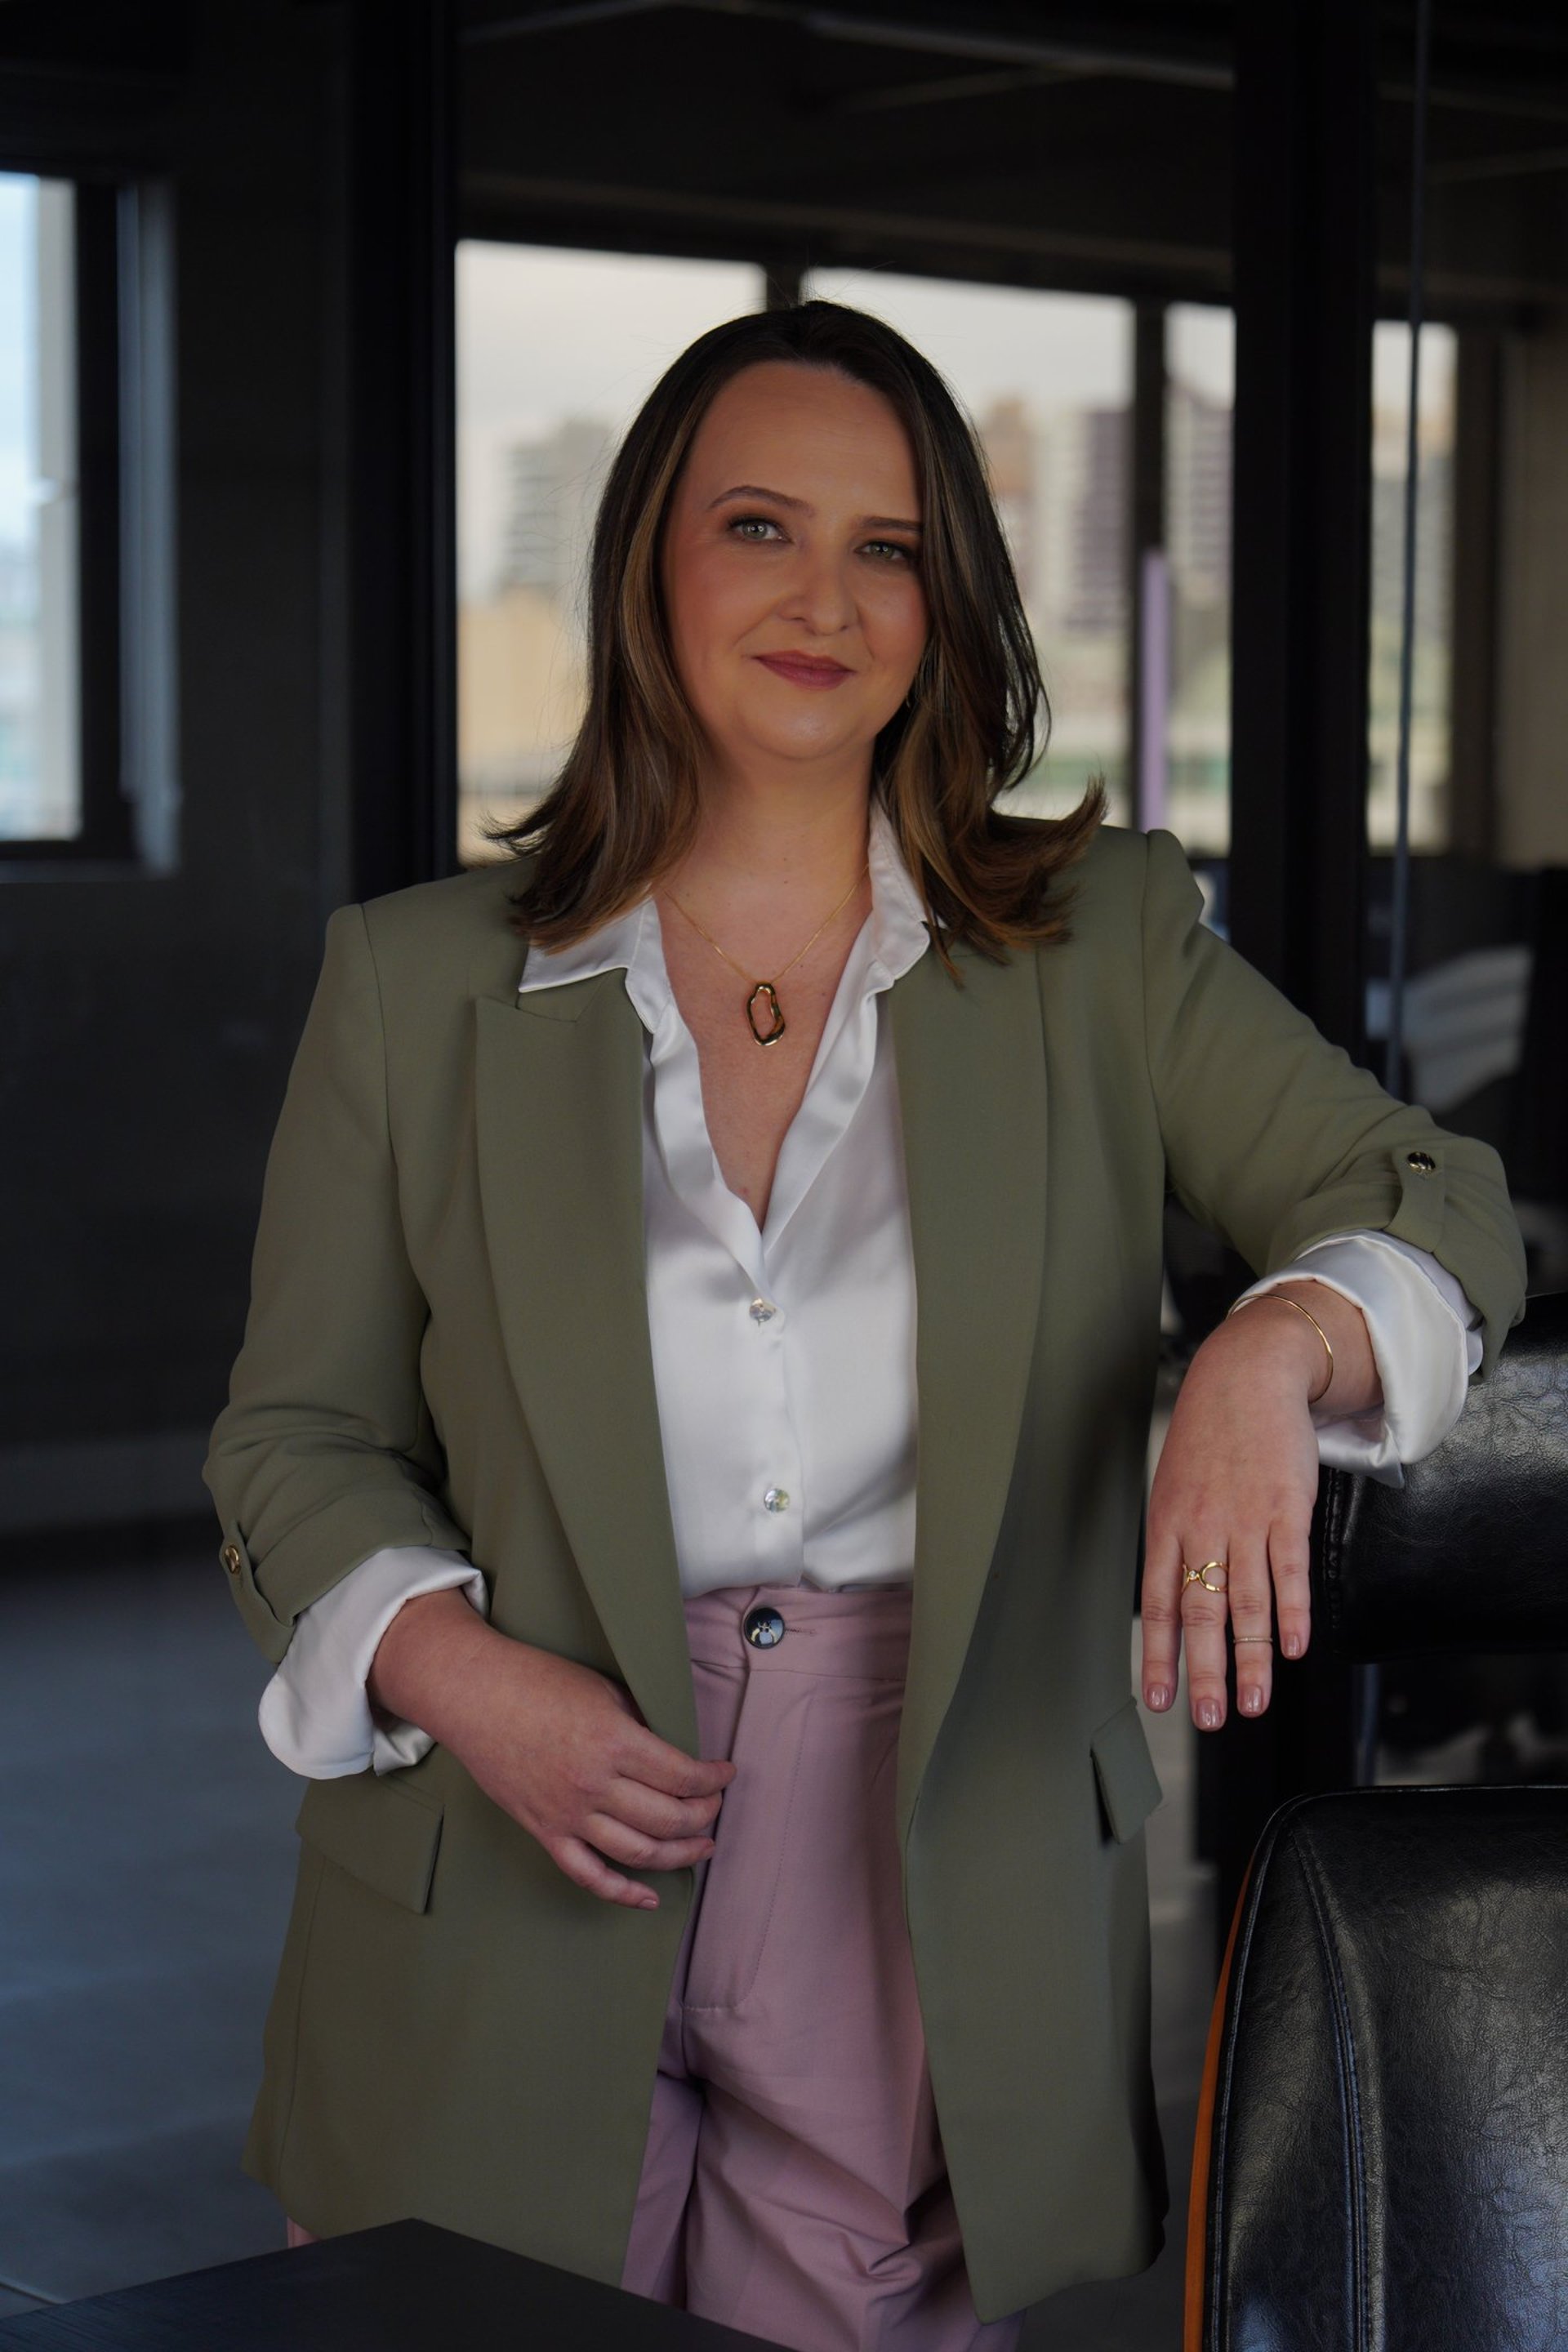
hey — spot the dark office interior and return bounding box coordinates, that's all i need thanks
[2,1,1566,2343]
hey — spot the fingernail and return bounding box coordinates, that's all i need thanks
[1147,1685,1170,1712]
[639,1893,659,1909]
[1197,1699,1220,1731]
[1240,1686,1264,1715]
[1283,1634,1303,1659]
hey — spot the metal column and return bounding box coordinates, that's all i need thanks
[1200,0,1379,1947]
[341,0,461,898]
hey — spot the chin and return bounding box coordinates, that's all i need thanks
[767,733,872,768]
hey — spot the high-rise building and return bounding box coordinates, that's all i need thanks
[1069,406,1129,635]
[498,416,613,617]
[977,395,1036,601]
[1030,403,1129,641]
[1167,379,1232,605]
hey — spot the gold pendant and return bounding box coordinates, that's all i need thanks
[746,981,786,1045]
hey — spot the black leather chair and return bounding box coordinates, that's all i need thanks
[1184,1290,1568,2352]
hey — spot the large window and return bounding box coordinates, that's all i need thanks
[0,173,79,841]
[455,249,1468,889]
[455,243,761,865]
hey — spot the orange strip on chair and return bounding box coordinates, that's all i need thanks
[1183,1856,1254,2352]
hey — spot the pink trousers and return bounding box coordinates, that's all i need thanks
[617,1582,1022,2352]
[291,1581,1024,2352]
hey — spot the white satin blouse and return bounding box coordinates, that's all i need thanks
[258,804,1484,1779]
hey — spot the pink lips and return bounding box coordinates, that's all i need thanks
[755,653,853,688]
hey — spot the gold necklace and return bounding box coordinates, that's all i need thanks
[666,864,869,1045]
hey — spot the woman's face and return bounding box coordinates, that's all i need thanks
[658,360,929,787]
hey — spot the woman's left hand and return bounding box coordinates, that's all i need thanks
[1139,1281,1381,1731]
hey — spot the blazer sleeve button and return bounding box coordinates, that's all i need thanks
[1405,1150,1437,1174]
[221,1543,243,1575]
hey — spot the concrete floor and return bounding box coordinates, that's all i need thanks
[0,1518,1216,2347]
[0,1532,298,2316]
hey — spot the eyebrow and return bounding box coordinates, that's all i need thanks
[706,483,922,532]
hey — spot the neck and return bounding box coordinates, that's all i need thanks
[670,768,873,915]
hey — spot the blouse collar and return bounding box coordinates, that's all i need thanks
[515,795,933,1020]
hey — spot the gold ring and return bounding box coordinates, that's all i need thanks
[1232,1635,1273,1645]
[1181,1559,1228,1595]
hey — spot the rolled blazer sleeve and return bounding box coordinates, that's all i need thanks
[203,904,471,1664]
[1139,826,1527,1378]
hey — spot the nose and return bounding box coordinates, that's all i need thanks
[778,542,858,635]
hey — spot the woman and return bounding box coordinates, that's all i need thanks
[205,301,1526,2349]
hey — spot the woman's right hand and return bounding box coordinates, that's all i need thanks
[368,1588,735,1909]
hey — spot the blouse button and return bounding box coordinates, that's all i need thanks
[1405,1150,1437,1175]
[220,1543,243,1576]
[750,1298,777,1323]
[763,1486,790,1513]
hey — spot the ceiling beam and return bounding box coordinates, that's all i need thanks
[460,0,1232,91]
[461,166,1231,290]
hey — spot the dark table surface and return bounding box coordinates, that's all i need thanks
[0,2221,795,2350]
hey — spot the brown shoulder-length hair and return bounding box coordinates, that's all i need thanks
[488,299,1106,978]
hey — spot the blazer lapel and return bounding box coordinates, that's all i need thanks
[473,969,698,1756]
[889,942,1049,1846]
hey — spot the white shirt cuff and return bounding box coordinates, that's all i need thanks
[256,1545,489,1780]
[1232,1230,1482,1489]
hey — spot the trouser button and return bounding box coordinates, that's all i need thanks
[742,1604,786,1649]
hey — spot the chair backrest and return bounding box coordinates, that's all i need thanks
[1188,1290,1568,2349]
[1185,1784,1568,2352]
[1312,1287,1568,1659]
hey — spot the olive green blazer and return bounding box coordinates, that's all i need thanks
[203,822,1526,2321]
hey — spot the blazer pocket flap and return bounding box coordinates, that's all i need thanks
[1090,1698,1164,1842]
[295,1771,444,1913]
